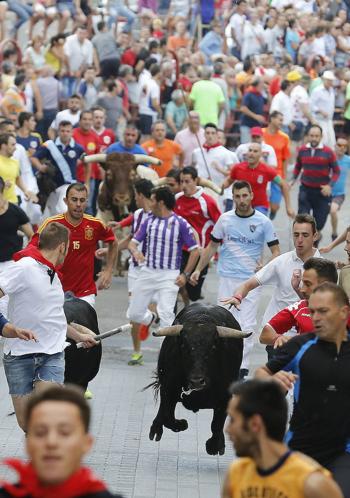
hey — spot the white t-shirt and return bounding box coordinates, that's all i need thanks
[241,22,265,60]
[255,248,320,324]
[226,12,246,49]
[139,78,160,119]
[192,145,236,185]
[235,142,277,167]
[0,257,68,356]
[291,85,310,125]
[175,127,205,167]
[50,109,81,130]
[64,35,94,73]
[270,91,293,126]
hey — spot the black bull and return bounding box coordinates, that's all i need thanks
[64,293,102,390]
[148,303,247,456]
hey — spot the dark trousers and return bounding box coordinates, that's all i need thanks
[326,452,350,497]
[298,184,331,231]
[181,250,208,302]
[36,109,57,141]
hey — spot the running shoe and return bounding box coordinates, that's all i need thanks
[139,312,156,341]
[128,353,144,366]
[84,389,93,400]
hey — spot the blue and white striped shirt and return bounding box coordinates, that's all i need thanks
[133,213,197,270]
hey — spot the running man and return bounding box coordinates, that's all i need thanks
[223,379,342,498]
[191,180,280,378]
[256,282,350,496]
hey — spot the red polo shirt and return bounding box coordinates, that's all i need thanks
[73,128,100,182]
[230,161,278,209]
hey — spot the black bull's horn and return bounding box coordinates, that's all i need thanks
[83,153,162,166]
[153,325,251,338]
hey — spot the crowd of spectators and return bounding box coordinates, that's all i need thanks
[0,0,350,218]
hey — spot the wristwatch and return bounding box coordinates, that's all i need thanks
[182,271,191,280]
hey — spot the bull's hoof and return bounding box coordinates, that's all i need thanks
[149,423,163,441]
[206,435,225,455]
[166,419,188,432]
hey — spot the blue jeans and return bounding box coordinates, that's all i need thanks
[7,1,32,29]
[3,351,65,396]
[108,1,136,32]
[240,125,251,144]
[62,76,77,99]
[298,184,331,231]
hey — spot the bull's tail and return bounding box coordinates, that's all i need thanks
[142,373,160,402]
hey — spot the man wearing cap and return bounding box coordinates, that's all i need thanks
[310,71,336,149]
[290,72,314,145]
[235,127,277,168]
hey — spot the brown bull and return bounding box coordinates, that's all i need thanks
[83,152,162,218]
[83,152,222,220]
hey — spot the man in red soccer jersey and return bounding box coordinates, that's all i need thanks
[72,111,100,214]
[175,166,221,302]
[30,183,118,308]
[221,142,294,219]
[90,106,116,215]
[259,258,338,349]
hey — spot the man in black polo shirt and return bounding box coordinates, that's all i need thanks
[255,282,350,497]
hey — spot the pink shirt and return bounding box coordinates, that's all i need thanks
[174,127,205,167]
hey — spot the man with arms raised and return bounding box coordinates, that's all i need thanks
[0,385,123,497]
[255,283,350,496]
[223,379,342,498]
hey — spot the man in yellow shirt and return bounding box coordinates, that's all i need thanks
[0,133,37,204]
[222,379,342,498]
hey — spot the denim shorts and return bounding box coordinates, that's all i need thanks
[3,352,65,396]
[270,182,282,205]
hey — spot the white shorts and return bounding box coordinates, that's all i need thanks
[127,264,141,294]
[128,267,179,328]
[217,275,261,371]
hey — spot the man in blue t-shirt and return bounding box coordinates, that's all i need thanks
[330,137,350,240]
[106,123,146,155]
[191,180,280,378]
[240,78,266,144]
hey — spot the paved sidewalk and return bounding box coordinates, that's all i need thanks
[0,187,348,497]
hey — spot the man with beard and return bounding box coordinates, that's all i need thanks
[191,180,279,378]
[255,283,350,496]
[222,379,342,498]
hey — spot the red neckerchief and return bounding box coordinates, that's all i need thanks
[13,245,56,273]
[245,86,262,95]
[1,459,107,498]
[202,142,221,151]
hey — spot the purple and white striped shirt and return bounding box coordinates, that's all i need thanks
[133,213,197,270]
[130,208,151,268]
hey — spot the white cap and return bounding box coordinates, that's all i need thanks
[322,70,336,81]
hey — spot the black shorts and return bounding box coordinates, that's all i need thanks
[139,114,153,135]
